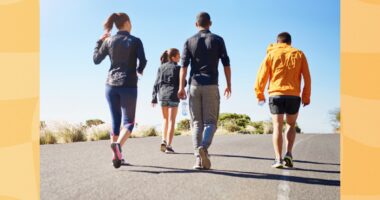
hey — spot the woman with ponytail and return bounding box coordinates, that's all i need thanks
[152,48,183,154]
[93,13,147,168]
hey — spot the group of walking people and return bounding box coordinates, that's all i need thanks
[93,12,311,170]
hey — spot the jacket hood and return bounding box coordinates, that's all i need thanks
[266,43,292,53]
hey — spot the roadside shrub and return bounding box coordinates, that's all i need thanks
[219,113,251,128]
[85,123,111,141]
[140,127,158,137]
[263,121,273,134]
[40,130,57,145]
[60,127,87,143]
[174,130,182,136]
[222,121,242,132]
[85,119,105,127]
[251,121,264,134]
[177,119,191,131]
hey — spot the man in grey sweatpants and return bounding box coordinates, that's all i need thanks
[178,12,232,170]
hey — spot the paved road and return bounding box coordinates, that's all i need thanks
[41,134,340,200]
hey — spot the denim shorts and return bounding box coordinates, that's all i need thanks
[160,101,179,107]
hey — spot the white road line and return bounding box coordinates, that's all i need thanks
[277,135,315,200]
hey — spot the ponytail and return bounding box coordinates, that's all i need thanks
[160,51,169,64]
[160,48,180,64]
[103,13,131,32]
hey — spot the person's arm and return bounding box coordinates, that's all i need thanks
[219,37,232,98]
[178,67,188,99]
[254,54,271,102]
[93,33,110,64]
[178,41,190,99]
[136,38,147,75]
[301,52,311,106]
[223,66,232,98]
[151,68,161,105]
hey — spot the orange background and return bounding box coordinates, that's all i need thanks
[341,0,380,199]
[0,0,379,199]
[0,0,39,199]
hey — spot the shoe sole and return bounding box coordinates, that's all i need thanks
[271,164,284,169]
[111,143,122,169]
[199,148,211,170]
[193,166,203,170]
[160,144,166,152]
[165,151,175,154]
[284,156,294,168]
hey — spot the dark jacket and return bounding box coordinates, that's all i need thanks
[93,31,147,88]
[181,29,230,86]
[152,62,185,103]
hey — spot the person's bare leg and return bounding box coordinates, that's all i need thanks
[161,106,169,142]
[167,107,178,146]
[272,114,284,160]
[111,135,119,143]
[285,113,299,155]
[118,128,131,146]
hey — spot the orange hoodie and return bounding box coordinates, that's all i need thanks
[254,43,311,104]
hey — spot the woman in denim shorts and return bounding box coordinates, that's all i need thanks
[152,48,183,153]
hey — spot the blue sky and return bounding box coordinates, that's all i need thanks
[41,0,340,133]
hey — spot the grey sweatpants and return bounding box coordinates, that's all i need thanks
[189,85,220,155]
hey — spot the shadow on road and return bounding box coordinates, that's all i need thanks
[175,152,340,166]
[124,165,340,186]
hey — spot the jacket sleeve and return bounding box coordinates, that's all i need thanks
[181,40,191,67]
[93,40,108,64]
[136,38,147,74]
[219,37,230,67]
[152,68,161,103]
[301,52,311,104]
[254,54,271,101]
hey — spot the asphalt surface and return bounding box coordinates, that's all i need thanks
[40,134,340,200]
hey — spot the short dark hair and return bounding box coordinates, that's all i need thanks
[277,32,292,44]
[196,12,211,27]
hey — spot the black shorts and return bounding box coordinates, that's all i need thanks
[269,96,301,115]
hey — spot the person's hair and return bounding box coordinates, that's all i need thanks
[104,13,130,32]
[196,12,211,28]
[160,48,180,64]
[277,32,292,44]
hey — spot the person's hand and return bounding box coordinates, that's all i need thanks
[258,99,266,106]
[302,98,310,107]
[151,103,157,108]
[224,86,231,99]
[178,88,187,100]
[100,32,110,41]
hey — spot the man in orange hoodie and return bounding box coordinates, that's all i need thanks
[255,32,311,168]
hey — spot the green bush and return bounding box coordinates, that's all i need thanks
[177,119,191,131]
[222,121,242,132]
[85,119,105,127]
[40,131,57,145]
[174,130,182,136]
[219,113,251,128]
[251,121,264,134]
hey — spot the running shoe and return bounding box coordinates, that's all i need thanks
[111,143,122,168]
[199,146,211,170]
[160,141,167,152]
[165,146,175,154]
[284,153,294,168]
[193,156,202,170]
[271,159,284,169]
